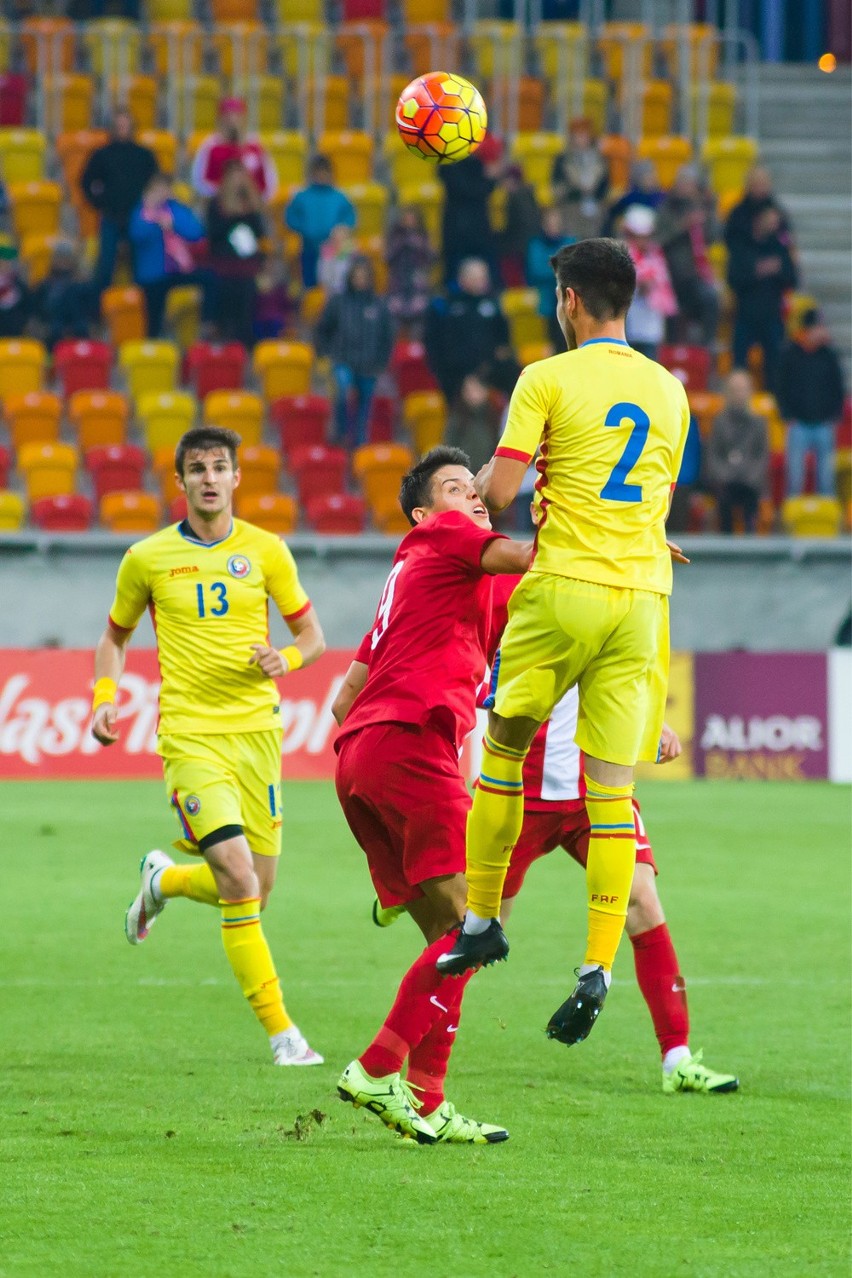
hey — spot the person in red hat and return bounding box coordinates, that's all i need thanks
[190,97,278,201]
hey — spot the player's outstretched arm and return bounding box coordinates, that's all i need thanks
[91,621,132,746]
[474,454,530,514]
[332,660,369,726]
[249,604,326,678]
[481,537,534,576]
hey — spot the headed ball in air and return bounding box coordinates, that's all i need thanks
[396,72,488,164]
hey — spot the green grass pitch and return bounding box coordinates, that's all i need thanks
[2,780,849,1278]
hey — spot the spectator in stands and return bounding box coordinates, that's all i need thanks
[445,373,503,473]
[191,98,277,202]
[777,308,846,497]
[704,370,769,533]
[0,242,30,338]
[621,205,677,360]
[438,135,502,286]
[253,255,294,341]
[129,173,207,339]
[727,203,797,392]
[724,165,793,252]
[30,240,92,349]
[526,206,576,350]
[497,165,541,288]
[551,116,609,241]
[81,108,158,294]
[425,257,517,404]
[205,160,266,349]
[318,224,356,296]
[315,257,394,449]
[385,206,435,334]
[656,164,721,348]
[285,155,355,290]
[603,160,665,237]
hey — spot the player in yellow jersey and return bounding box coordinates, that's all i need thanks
[439,239,691,1048]
[91,425,327,1066]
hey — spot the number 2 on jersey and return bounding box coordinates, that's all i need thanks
[600,401,650,503]
[195,581,229,618]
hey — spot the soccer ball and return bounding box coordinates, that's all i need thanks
[395,72,488,164]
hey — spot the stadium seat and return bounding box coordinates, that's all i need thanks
[701,137,759,197]
[202,391,264,446]
[22,236,65,291]
[164,284,203,348]
[68,390,129,452]
[635,137,693,189]
[0,489,24,530]
[342,182,389,238]
[317,131,374,185]
[148,20,203,78]
[687,390,725,438]
[258,131,307,187]
[502,289,547,350]
[175,75,220,134]
[210,22,266,80]
[0,443,8,487]
[236,445,280,497]
[53,340,113,397]
[100,490,161,534]
[137,130,178,176]
[658,344,711,392]
[102,287,147,346]
[184,342,246,399]
[290,445,348,507]
[272,24,324,78]
[383,131,437,189]
[353,442,414,524]
[7,180,62,241]
[367,394,394,443]
[137,391,196,451]
[17,441,78,501]
[597,21,652,81]
[56,129,109,238]
[237,491,298,533]
[86,443,148,504]
[277,0,326,19]
[0,129,46,184]
[335,22,389,83]
[256,76,286,133]
[470,20,521,80]
[305,77,349,133]
[354,234,388,293]
[253,342,313,400]
[270,394,330,456]
[751,392,785,453]
[637,81,674,138]
[534,22,588,80]
[661,22,719,80]
[510,133,563,189]
[517,341,553,367]
[0,339,46,400]
[781,495,842,538]
[46,74,94,133]
[300,287,327,328]
[5,392,62,448]
[689,82,737,139]
[83,18,141,75]
[111,75,158,131]
[403,24,462,78]
[581,80,609,136]
[599,135,633,192]
[391,342,439,398]
[401,390,445,453]
[20,17,75,76]
[306,492,367,534]
[211,0,259,21]
[152,444,182,504]
[0,74,27,128]
[374,502,410,534]
[31,493,93,532]
[148,0,194,18]
[168,494,188,522]
[119,340,180,399]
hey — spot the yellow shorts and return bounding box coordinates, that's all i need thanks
[158,729,284,859]
[494,573,669,767]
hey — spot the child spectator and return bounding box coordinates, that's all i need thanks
[318,224,356,296]
[621,205,677,360]
[527,206,576,349]
[30,240,92,348]
[285,155,355,289]
[205,159,266,348]
[445,373,504,472]
[704,370,769,533]
[777,308,846,497]
[253,256,294,341]
[385,206,435,333]
[0,242,30,338]
[551,116,609,240]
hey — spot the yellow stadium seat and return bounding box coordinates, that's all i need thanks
[151,444,182,503]
[137,130,178,176]
[110,75,158,132]
[19,235,61,287]
[689,82,737,138]
[502,288,547,350]
[148,21,203,78]
[638,80,674,138]
[8,181,62,241]
[510,132,563,189]
[782,495,842,538]
[164,284,202,348]
[0,490,25,530]
[20,18,75,76]
[273,24,324,79]
[0,22,11,74]
[47,75,94,133]
[102,286,147,346]
[236,444,280,496]
[137,390,196,451]
[68,390,130,452]
[306,77,349,133]
[534,23,588,80]
[701,136,759,197]
[353,442,414,515]
[402,391,445,454]
[203,390,264,445]
[402,0,450,20]
[384,132,435,189]
[101,490,161,533]
[147,0,193,18]
[581,80,608,135]
[398,180,444,247]
[259,131,307,187]
[687,389,725,438]
[0,339,46,400]
[211,22,266,80]
[599,134,633,192]
[177,76,220,134]
[635,136,693,189]
[343,182,389,238]
[300,286,326,327]
[517,341,553,366]
[83,19,141,75]
[750,392,785,453]
[5,392,62,449]
[17,441,78,501]
[236,491,297,533]
[119,340,180,399]
[253,342,313,400]
[374,503,411,535]
[470,21,521,80]
[0,130,46,183]
[275,0,324,18]
[661,23,719,80]
[56,130,108,239]
[317,131,373,185]
[256,77,286,132]
[597,21,652,81]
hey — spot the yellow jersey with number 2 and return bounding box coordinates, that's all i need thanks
[108,518,310,736]
[496,339,690,596]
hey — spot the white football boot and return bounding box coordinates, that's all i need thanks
[270,1026,324,1066]
[124,850,173,945]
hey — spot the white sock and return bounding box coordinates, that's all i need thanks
[579,963,612,989]
[462,909,493,935]
[662,1045,691,1074]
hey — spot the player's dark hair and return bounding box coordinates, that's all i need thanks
[549,237,636,321]
[175,425,242,476]
[399,446,471,525]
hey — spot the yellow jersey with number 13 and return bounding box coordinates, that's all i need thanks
[496,339,690,595]
[108,518,310,736]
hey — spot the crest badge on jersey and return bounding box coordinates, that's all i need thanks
[184,794,201,816]
[227,554,251,579]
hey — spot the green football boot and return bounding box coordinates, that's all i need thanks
[424,1100,509,1144]
[337,1059,437,1144]
[371,898,407,928]
[662,1049,739,1095]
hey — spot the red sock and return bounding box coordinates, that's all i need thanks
[630,923,690,1058]
[359,933,467,1079]
[407,974,471,1115]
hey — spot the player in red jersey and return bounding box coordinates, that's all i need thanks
[332,446,532,1144]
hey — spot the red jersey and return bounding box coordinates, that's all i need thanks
[190,135,278,199]
[338,511,504,751]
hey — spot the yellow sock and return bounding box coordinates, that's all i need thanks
[465,733,528,918]
[159,863,219,906]
[220,898,292,1036]
[583,775,636,971]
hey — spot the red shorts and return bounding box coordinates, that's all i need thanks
[503,798,657,899]
[335,721,471,908]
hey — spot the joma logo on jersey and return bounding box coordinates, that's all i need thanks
[169,565,200,577]
[227,555,252,579]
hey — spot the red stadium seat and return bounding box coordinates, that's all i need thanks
[183,341,247,399]
[31,493,93,531]
[0,75,28,127]
[838,397,852,450]
[391,341,439,398]
[306,493,367,533]
[85,443,147,503]
[168,495,188,522]
[289,444,348,507]
[657,344,711,392]
[53,340,113,396]
[270,395,331,456]
[367,394,395,443]
[0,444,9,487]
